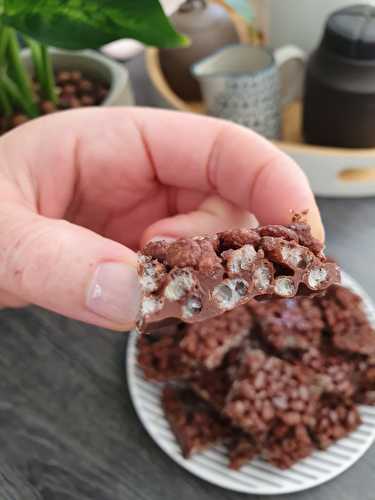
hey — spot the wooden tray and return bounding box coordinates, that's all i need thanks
[277,102,375,198]
[146,46,375,198]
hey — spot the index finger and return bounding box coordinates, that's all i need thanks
[10,107,323,242]
[128,108,324,240]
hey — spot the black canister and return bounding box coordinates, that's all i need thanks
[303,4,375,148]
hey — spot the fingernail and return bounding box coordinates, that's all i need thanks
[148,235,176,243]
[86,262,141,325]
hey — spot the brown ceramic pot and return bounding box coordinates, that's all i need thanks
[159,0,240,102]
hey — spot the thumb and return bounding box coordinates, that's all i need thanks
[0,204,140,330]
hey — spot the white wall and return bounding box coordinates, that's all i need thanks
[251,0,375,53]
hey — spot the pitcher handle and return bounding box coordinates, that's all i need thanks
[274,44,306,106]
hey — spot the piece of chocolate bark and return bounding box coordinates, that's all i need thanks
[317,285,375,356]
[226,432,260,470]
[136,224,340,332]
[188,337,262,412]
[190,365,233,412]
[311,399,361,449]
[261,423,314,469]
[250,297,324,353]
[224,349,320,435]
[354,355,375,404]
[186,336,255,412]
[137,307,252,380]
[180,306,252,370]
[137,325,197,382]
[162,386,230,458]
[302,348,356,401]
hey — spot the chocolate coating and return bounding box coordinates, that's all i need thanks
[137,224,340,333]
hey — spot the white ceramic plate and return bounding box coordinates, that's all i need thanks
[126,271,375,495]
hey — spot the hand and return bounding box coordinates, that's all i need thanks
[0,108,323,330]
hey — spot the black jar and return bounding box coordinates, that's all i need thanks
[303,4,375,148]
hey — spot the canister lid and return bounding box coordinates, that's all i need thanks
[322,4,375,60]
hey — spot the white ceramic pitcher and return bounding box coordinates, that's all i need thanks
[192,43,304,139]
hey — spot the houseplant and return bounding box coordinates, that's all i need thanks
[0,0,187,131]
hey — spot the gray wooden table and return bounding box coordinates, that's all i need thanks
[1,55,375,500]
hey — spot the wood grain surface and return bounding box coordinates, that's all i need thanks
[0,54,374,500]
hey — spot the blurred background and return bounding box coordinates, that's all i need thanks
[100,0,375,198]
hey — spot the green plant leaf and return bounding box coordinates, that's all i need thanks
[3,0,188,49]
[1,73,39,117]
[6,27,39,115]
[224,0,253,23]
[41,44,58,104]
[0,81,12,116]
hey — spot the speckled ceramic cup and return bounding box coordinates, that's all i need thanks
[192,44,304,139]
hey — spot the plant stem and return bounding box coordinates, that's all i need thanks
[0,26,10,67]
[25,36,44,89]
[7,28,38,116]
[40,44,58,104]
[1,73,38,117]
[0,26,12,121]
[0,82,11,116]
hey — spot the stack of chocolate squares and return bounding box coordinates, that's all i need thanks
[136,223,375,470]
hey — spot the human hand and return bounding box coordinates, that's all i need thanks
[0,108,323,330]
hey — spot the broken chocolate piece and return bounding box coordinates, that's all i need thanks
[226,432,260,470]
[302,348,356,400]
[190,366,233,411]
[137,326,196,381]
[317,285,375,355]
[162,386,262,468]
[354,355,375,404]
[224,350,319,435]
[262,423,314,469]
[250,297,323,353]
[162,386,230,458]
[312,399,361,449]
[180,307,252,370]
[137,223,340,332]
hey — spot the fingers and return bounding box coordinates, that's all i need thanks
[3,108,323,242]
[128,108,324,241]
[0,204,140,330]
[0,108,323,332]
[141,195,258,245]
[0,290,28,309]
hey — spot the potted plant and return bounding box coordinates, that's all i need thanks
[0,0,187,132]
